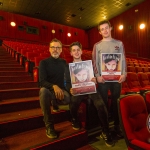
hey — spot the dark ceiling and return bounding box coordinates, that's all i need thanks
[0,0,145,30]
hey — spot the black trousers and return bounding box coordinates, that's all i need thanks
[98,82,121,126]
[70,92,109,132]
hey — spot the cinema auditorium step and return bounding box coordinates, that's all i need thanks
[0,71,31,76]
[0,107,70,138]
[0,121,87,150]
[0,67,25,71]
[0,76,33,82]
[0,96,40,113]
[0,81,38,90]
[0,88,39,100]
[0,46,89,149]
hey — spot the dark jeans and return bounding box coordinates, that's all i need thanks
[39,87,70,128]
[98,82,121,126]
[70,92,109,132]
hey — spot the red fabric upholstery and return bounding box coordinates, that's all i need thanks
[142,67,149,73]
[33,57,46,82]
[135,66,143,73]
[127,72,141,89]
[118,94,150,149]
[144,91,150,113]
[138,73,150,89]
[127,66,136,72]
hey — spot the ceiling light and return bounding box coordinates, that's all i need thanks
[10,22,16,27]
[119,25,123,30]
[67,33,71,37]
[139,24,145,29]
[0,2,3,6]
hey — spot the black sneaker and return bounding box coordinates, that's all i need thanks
[46,128,57,139]
[52,105,59,112]
[114,125,124,138]
[100,132,115,147]
[72,119,80,130]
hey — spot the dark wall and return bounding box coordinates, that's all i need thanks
[88,0,150,59]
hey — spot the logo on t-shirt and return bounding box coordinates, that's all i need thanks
[115,46,119,50]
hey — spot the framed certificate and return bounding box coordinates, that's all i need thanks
[101,53,122,82]
[69,60,96,96]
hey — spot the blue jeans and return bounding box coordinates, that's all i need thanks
[98,82,121,126]
[39,87,70,128]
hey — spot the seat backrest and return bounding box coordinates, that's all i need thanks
[127,72,141,89]
[144,91,150,113]
[135,66,143,73]
[118,94,149,148]
[34,57,46,67]
[138,72,150,87]
[142,67,149,73]
[127,66,136,72]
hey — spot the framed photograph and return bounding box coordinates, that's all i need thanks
[101,53,122,82]
[69,60,96,96]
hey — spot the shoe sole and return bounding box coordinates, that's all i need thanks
[52,109,60,112]
[46,133,57,139]
[100,135,115,147]
[72,127,80,130]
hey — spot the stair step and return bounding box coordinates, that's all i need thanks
[0,67,25,71]
[0,81,38,90]
[0,121,87,150]
[0,71,30,76]
[0,88,39,100]
[0,106,70,138]
[0,96,40,113]
[0,64,21,67]
[0,76,33,82]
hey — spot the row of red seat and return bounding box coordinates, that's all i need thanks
[127,66,150,73]
[121,72,150,95]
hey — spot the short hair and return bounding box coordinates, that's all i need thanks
[69,41,82,51]
[72,62,89,75]
[103,54,119,64]
[98,20,111,31]
[49,38,62,47]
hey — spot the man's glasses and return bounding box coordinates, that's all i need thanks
[50,46,62,50]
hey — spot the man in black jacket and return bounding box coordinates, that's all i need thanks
[39,38,70,139]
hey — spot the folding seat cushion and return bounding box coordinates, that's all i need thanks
[138,73,150,89]
[135,66,143,73]
[118,94,150,150]
[147,72,150,81]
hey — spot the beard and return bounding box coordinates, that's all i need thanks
[51,53,59,59]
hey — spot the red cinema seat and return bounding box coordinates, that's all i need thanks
[127,72,141,90]
[142,67,149,73]
[138,73,150,90]
[19,49,32,66]
[25,52,40,72]
[135,66,143,73]
[143,91,150,113]
[118,94,150,150]
[33,57,46,82]
[127,66,136,72]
